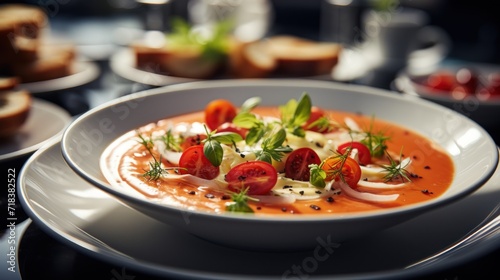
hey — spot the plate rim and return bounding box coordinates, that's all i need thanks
[20,60,100,94]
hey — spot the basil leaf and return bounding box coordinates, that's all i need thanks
[211,132,243,145]
[203,140,224,167]
[309,164,326,188]
[293,92,312,126]
[232,112,258,129]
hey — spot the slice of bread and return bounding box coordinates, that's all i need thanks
[11,43,76,83]
[228,40,277,78]
[227,35,342,78]
[0,76,19,91]
[267,36,342,77]
[0,89,31,138]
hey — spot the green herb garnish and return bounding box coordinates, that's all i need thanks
[225,188,254,213]
[203,125,243,167]
[381,149,412,182]
[279,92,312,137]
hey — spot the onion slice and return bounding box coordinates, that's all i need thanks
[357,180,408,189]
[334,181,399,202]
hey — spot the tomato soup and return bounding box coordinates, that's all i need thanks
[101,105,454,216]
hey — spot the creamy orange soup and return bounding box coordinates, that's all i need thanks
[101,107,454,216]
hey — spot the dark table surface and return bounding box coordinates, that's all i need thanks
[2,3,500,279]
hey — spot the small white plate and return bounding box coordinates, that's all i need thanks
[18,137,500,279]
[20,61,100,94]
[109,48,198,87]
[0,99,71,162]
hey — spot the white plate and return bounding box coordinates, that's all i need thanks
[18,136,500,279]
[20,61,100,94]
[0,98,71,162]
[109,48,199,86]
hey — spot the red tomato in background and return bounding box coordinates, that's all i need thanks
[225,161,278,195]
[425,71,455,92]
[179,145,219,180]
[337,142,372,165]
[205,99,237,131]
[284,147,321,181]
[321,156,361,188]
[215,122,248,139]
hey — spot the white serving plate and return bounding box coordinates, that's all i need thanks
[60,79,498,250]
[18,136,500,279]
[0,98,71,162]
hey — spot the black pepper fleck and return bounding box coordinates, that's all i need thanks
[281,207,287,212]
[424,165,431,169]
[188,190,196,195]
[221,195,231,200]
[326,197,334,203]
[205,193,215,199]
[310,205,321,210]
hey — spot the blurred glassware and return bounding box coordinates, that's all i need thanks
[320,0,371,46]
[188,0,273,42]
[136,0,173,31]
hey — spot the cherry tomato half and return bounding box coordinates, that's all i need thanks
[205,99,237,131]
[180,134,207,151]
[284,147,321,181]
[337,141,372,165]
[225,161,278,195]
[321,156,361,188]
[179,145,219,180]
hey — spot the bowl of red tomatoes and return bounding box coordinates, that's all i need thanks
[60,79,498,251]
[394,62,500,128]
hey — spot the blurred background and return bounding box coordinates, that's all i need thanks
[2,0,499,63]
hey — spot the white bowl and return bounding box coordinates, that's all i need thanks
[393,62,500,129]
[61,79,498,251]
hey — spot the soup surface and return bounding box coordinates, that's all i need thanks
[101,95,454,216]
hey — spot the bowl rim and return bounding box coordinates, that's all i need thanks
[61,78,499,223]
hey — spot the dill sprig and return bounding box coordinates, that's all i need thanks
[381,149,412,183]
[137,132,172,181]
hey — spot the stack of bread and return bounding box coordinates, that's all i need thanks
[0,4,76,83]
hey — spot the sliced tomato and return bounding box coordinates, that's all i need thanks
[321,156,361,188]
[284,147,321,181]
[225,161,278,195]
[205,99,237,131]
[215,122,248,139]
[179,145,219,180]
[180,134,207,151]
[337,141,372,165]
[302,106,330,133]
